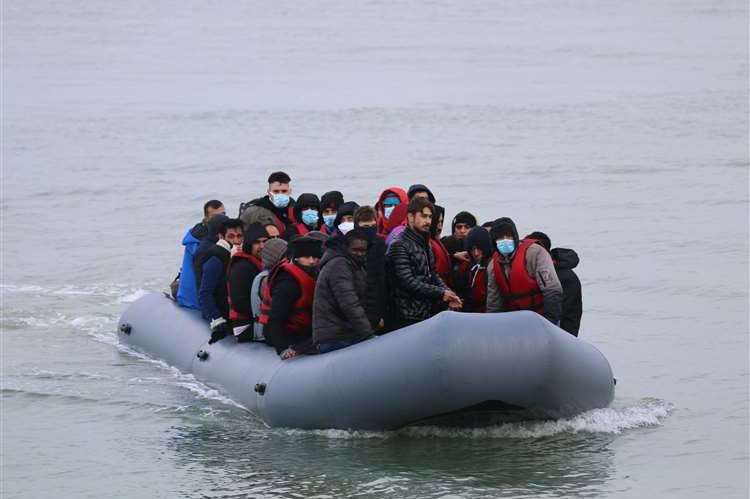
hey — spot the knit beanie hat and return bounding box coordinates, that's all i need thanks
[261,238,288,269]
[306,230,329,243]
[242,223,269,253]
[451,211,477,234]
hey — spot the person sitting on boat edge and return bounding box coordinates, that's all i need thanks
[526,231,582,336]
[385,197,462,331]
[486,218,562,324]
[354,206,388,332]
[260,236,322,359]
[454,226,493,313]
[320,190,344,234]
[227,223,268,343]
[249,238,288,343]
[238,171,296,238]
[286,193,322,238]
[313,229,374,353]
[171,199,225,307]
[196,218,244,344]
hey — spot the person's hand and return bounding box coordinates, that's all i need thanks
[208,319,229,344]
[376,319,385,332]
[280,348,298,360]
[442,289,460,303]
[448,299,463,311]
[452,251,470,263]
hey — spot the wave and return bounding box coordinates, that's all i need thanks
[281,398,673,440]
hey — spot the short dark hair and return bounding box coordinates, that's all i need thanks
[219,218,244,236]
[407,197,434,216]
[203,199,223,217]
[268,171,291,184]
[525,231,551,251]
[354,206,377,224]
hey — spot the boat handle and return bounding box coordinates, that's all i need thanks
[197,350,209,361]
[119,323,132,335]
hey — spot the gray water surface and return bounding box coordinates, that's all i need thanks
[2,1,748,497]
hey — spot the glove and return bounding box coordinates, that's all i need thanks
[208,318,229,344]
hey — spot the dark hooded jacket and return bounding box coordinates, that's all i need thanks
[227,224,268,326]
[386,226,447,325]
[286,193,322,238]
[453,226,492,313]
[407,184,436,203]
[551,248,582,336]
[313,237,374,345]
[361,228,388,328]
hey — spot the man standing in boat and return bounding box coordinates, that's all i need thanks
[238,171,297,238]
[486,218,563,324]
[386,197,463,330]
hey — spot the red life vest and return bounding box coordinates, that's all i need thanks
[257,261,316,333]
[227,250,264,323]
[292,222,310,236]
[429,237,453,286]
[270,205,297,236]
[491,239,544,314]
[459,260,488,313]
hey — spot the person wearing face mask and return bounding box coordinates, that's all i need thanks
[238,171,297,237]
[287,193,322,238]
[386,198,462,331]
[374,187,408,236]
[259,236,322,359]
[320,190,344,235]
[454,226,493,313]
[227,223,269,342]
[196,218,244,344]
[354,206,388,331]
[331,201,360,237]
[313,229,375,353]
[486,218,562,325]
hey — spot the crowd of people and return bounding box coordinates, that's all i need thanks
[170,171,583,359]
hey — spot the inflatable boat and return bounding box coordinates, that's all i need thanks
[117,293,615,430]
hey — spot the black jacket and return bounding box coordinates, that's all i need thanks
[264,265,315,353]
[364,234,388,327]
[386,226,447,324]
[313,242,373,344]
[195,243,231,321]
[551,248,582,336]
[227,257,263,325]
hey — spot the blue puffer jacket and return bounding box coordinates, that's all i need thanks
[176,223,205,309]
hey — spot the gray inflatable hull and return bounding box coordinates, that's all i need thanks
[117,293,614,430]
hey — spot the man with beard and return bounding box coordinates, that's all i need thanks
[386,197,462,330]
[313,229,374,353]
[259,236,322,359]
[238,171,296,237]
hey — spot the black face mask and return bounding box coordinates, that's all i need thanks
[350,254,367,267]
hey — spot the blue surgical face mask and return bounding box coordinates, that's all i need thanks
[384,206,395,219]
[496,238,515,256]
[323,214,336,228]
[301,209,319,226]
[338,221,354,235]
[270,193,290,209]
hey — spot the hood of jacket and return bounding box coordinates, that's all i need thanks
[407,184,436,203]
[551,247,579,270]
[490,217,519,250]
[375,186,408,211]
[183,225,204,247]
[293,193,322,222]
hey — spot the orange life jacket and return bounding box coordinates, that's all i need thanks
[491,239,544,314]
[292,222,310,236]
[227,251,264,323]
[258,261,316,333]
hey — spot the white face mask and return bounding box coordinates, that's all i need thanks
[338,221,354,234]
[384,206,396,219]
